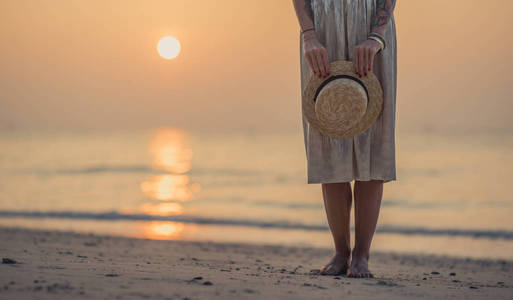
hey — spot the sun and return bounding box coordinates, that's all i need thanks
[157,36,181,59]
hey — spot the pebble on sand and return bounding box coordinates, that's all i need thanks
[2,258,17,264]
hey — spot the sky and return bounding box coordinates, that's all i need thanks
[1,0,512,133]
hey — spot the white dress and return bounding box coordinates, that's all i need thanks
[300,0,397,184]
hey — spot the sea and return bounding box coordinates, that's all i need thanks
[1,127,512,260]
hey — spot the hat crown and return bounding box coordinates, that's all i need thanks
[314,78,368,134]
[302,60,383,139]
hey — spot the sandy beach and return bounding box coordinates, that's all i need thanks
[0,227,511,299]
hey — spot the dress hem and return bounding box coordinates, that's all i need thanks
[307,175,396,184]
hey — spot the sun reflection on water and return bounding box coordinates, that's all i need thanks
[138,202,184,216]
[125,127,202,240]
[149,128,193,174]
[140,174,200,202]
[141,221,185,240]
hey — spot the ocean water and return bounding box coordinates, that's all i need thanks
[1,127,513,260]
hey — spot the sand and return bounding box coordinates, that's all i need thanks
[0,227,512,299]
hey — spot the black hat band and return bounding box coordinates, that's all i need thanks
[313,74,369,103]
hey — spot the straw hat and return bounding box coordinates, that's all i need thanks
[302,60,383,139]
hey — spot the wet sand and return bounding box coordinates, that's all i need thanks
[0,227,512,299]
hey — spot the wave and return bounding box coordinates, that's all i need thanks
[11,165,264,177]
[11,164,154,175]
[1,210,512,240]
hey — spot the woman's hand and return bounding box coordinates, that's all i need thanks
[302,31,330,79]
[353,38,382,77]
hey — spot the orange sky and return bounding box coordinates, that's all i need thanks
[0,0,512,133]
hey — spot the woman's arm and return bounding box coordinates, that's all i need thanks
[353,0,397,77]
[292,0,315,34]
[370,0,397,37]
[293,0,330,78]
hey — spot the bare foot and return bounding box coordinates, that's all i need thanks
[348,255,374,278]
[319,252,349,276]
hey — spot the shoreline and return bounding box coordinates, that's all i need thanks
[1,227,512,299]
[2,218,513,262]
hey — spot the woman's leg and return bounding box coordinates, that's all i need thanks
[319,182,352,275]
[349,179,384,278]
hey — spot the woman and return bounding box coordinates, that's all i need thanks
[292,0,397,278]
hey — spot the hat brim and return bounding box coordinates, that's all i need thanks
[302,60,383,139]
